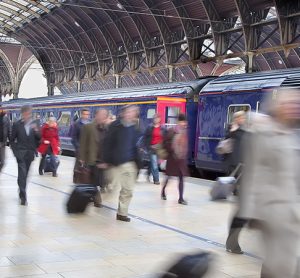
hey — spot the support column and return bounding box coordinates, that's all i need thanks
[115,74,121,88]
[168,66,175,83]
[48,84,54,96]
[76,81,82,93]
[246,52,254,73]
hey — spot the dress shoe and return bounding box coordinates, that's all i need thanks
[161,195,167,200]
[226,248,244,254]
[39,170,44,175]
[178,199,188,205]
[116,214,131,222]
[20,199,27,206]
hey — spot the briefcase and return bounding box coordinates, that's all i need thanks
[73,163,92,184]
[66,184,98,213]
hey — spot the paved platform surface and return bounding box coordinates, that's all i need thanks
[0,149,263,278]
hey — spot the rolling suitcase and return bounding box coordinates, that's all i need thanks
[160,252,211,278]
[210,164,242,201]
[44,154,60,173]
[66,184,98,213]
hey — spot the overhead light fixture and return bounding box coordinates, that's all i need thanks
[117,3,123,9]
[75,21,80,27]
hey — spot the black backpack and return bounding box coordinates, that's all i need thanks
[160,252,211,278]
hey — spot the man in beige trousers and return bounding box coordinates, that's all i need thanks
[103,105,140,222]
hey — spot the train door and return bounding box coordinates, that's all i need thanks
[156,97,186,128]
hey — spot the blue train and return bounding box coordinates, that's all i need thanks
[2,68,300,174]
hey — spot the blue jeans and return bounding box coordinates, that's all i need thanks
[150,153,160,183]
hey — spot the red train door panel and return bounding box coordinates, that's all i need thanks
[157,97,186,128]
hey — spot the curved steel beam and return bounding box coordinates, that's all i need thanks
[201,0,237,57]
[142,0,172,64]
[86,1,131,73]
[274,0,299,47]
[42,16,76,82]
[83,5,124,74]
[61,6,99,79]
[118,0,151,68]
[67,6,114,77]
[26,22,66,82]
[16,28,58,86]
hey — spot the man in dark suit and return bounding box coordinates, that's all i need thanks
[10,105,41,206]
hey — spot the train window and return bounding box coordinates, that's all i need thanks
[165,106,180,125]
[147,108,156,119]
[227,104,251,124]
[73,111,80,122]
[57,111,71,127]
[12,113,18,122]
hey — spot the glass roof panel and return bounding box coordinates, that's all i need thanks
[0,2,21,11]
[0,10,12,17]
[13,0,30,7]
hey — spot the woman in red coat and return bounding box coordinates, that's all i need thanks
[38,117,60,177]
[161,114,189,205]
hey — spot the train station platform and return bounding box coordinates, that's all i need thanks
[0,150,262,278]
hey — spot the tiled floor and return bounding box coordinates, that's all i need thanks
[0,149,263,278]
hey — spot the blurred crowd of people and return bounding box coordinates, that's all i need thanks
[0,87,300,277]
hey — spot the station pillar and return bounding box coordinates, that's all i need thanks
[115,75,121,88]
[48,85,54,96]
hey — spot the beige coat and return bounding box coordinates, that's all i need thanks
[238,115,300,278]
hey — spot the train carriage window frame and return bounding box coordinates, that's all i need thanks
[147,108,156,119]
[73,111,80,122]
[165,106,180,127]
[57,111,71,127]
[227,104,251,124]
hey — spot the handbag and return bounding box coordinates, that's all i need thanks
[151,144,168,160]
[73,163,92,184]
[216,138,233,155]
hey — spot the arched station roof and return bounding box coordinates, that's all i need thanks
[0,0,299,95]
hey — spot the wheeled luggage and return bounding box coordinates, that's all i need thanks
[66,184,98,213]
[44,154,60,173]
[160,252,211,278]
[210,164,242,201]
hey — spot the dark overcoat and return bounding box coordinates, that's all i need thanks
[164,129,189,177]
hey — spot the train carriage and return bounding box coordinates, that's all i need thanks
[196,68,300,174]
[2,78,213,168]
[3,67,300,176]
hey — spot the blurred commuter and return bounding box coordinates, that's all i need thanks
[71,109,90,182]
[71,109,90,154]
[161,114,189,205]
[79,109,109,207]
[38,117,60,177]
[0,110,10,172]
[225,111,246,174]
[225,111,248,254]
[144,114,164,185]
[103,105,140,222]
[238,89,300,278]
[10,105,41,206]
